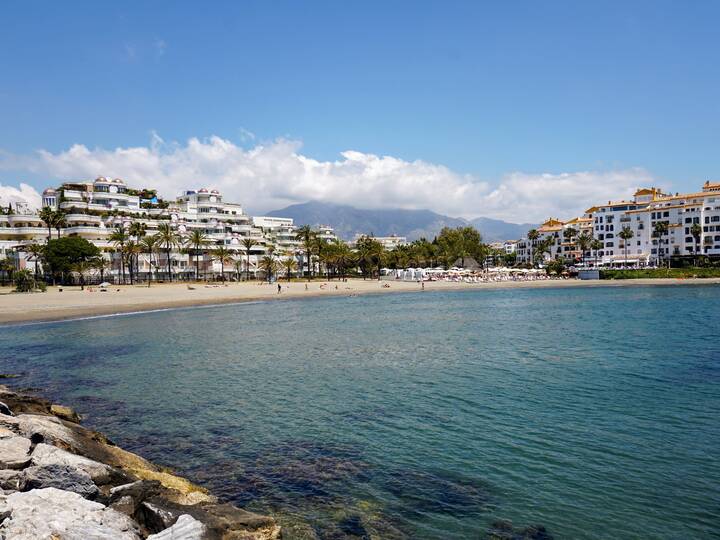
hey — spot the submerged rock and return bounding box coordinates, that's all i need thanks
[485,520,554,540]
[20,463,100,500]
[147,513,206,539]
[0,487,141,539]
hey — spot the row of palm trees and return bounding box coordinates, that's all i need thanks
[526,220,703,268]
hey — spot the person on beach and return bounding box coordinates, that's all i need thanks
[421,281,425,291]
[277,283,282,294]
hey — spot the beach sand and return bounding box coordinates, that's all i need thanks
[1,277,719,325]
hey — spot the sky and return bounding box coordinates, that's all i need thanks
[1,1,719,222]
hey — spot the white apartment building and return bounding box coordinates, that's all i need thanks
[1,177,309,280]
[515,181,720,266]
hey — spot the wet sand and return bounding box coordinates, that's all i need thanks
[1,277,718,325]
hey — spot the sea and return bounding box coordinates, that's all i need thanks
[1,284,719,539]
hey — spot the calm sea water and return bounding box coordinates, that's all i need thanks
[1,285,719,539]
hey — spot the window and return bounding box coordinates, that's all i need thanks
[663,211,670,217]
[606,242,614,247]
[712,216,720,222]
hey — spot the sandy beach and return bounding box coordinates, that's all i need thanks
[1,277,719,325]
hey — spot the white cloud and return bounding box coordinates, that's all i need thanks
[0,182,42,210]
[0,136,655,222]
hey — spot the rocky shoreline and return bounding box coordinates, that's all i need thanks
[0,385,281,539]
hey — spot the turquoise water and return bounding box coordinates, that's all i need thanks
[1,285,719,539]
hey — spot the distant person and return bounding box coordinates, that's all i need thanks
[421,281,425,291]
[277,283,282,294]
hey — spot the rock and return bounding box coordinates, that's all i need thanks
[16,413,76,448]
[0,413,20,430]
[137,499,280,539]
[0,470,22,491]
[0,487,142,539]
[0,401,12,416]
[0,435,32,469]
[51,403,82,423]
[31,443,114,485]
[20,463,100,500]
[136,500,183,533]
[0,387,52,415]
[111,495,137,516]
[147,514,207,539]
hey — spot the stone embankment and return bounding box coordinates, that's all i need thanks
[0,385,281,539]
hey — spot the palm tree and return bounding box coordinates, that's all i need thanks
[92,256,110,283]
[576,233,592,266]
[140,235,160,286]
[591,238,603,267]
[241,238,257,281]
[233,258,244,282]
[109,225,129,284]
[259,255,278,283]
[653,221,669,267]
[527,229,540,266]
[690,222,702,266]
[535,237,554,265]
[619,226,634,267]
[124,240,142,285]
[52,210,67,239]
[186,230,210,281]
[563,227,578,244]
[212,246,234,283]
[39,207,55,242]
[25,243,44,279]
[281,256,297,281]
[156,223,180,282]
[295,225,316,277]
[71,260,93,290]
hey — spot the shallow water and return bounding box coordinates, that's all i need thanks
[2,285,719,539]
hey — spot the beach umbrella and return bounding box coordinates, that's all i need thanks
[99,282,111,287]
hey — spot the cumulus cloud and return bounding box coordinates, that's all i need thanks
[0,182,42,211]
[0,136,655,222]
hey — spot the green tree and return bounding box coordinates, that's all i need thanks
[619,226,634,267]
[140,235,160,286]
[25,243,44,279]
[259,255,278,282]
[690,222,702,265]
[109,225,129,284]
[212,246,234,283]
[281,256,298,281]
[576,232,592,266]
[355,235,385,278]
[241,238,257,281]
[52,210,67,239]
[43,237,100,285]
[186,230,210,281]
[156,223,180,282]
[39,207,55,242]
[653,221,669,267]
[591,238,603,266]
[295,225,316,277]
[527,229,540,267]
[92,256,110,283]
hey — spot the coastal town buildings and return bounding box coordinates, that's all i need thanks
[1,177,339,280]
[516,181,720,266]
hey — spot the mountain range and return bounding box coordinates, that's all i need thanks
[265,201,535,243]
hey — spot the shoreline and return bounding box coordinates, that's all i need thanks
[0,385,281,539]
[1,277,719,326]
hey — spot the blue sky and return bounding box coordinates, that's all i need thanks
[1,1,718,220]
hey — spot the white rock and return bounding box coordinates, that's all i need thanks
[16,414,76,446]
[31,443,113,485]
[147,514,207,540]
[0,487,141,539]
[0,435,31,469]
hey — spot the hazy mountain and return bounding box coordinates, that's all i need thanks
[265,201,534,242]
[468,217,536,243]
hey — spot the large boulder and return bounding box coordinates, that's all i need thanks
[20,463,100,500]
[0,487,142,539]
[31,443,114,485]
[147,514,207,540]
[0,434,31,469]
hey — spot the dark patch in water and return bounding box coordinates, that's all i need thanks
[382,468,492,518]
[486,520,554,540]
[337,515,369,538]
